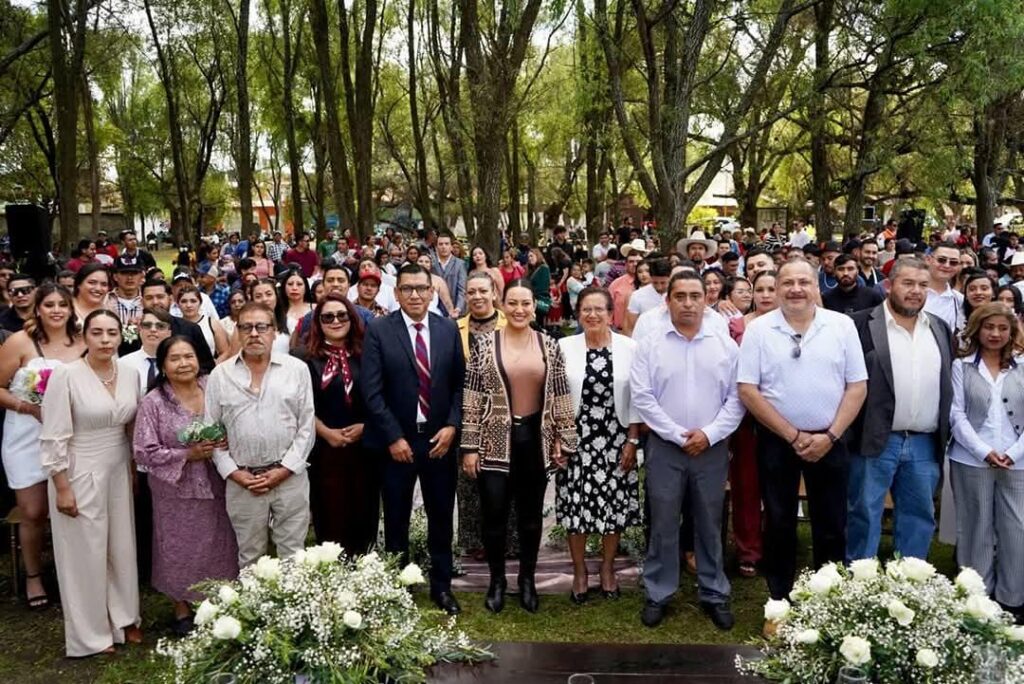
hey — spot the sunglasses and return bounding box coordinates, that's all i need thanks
[319,312,350,324]
[790,333,803,359]
[8,286,34,297]
[933,257,958,266]
[140,321,170,331]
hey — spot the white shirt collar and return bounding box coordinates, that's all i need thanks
[401,310,429,331]
[883,300,930,333]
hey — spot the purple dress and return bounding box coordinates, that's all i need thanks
[132,379,238,601]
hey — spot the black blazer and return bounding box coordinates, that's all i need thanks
[361,310,465,450]
[849,303,952,457]
[116,315,215,373]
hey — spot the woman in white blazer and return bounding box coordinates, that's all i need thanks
[557,286,643,604]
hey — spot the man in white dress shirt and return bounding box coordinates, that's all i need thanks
[623,258,672,335]
[923,241,964,338]
[205,302,315,567]
[737,259,867,609]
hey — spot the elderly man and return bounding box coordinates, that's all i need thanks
[632,271,745,630]
[206,302,315,567]
[846,258,952,562]
[737,259,867,609]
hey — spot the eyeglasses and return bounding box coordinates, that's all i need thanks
[398,285,431,296]
[579,308,609,316]
[319,312,350,324]
[237,322,274,334]
[933,257,958,266]
[790,333,803,359]
[8,286,33,296]
[140,321,170,331]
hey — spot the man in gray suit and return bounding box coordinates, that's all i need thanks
[431,231,466,318]
[847,257,953,562]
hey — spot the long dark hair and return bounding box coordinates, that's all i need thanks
[82,309,122,343]
[26,283,77,346]
[504,278,536,303]
[247,277,290,334]
[150,335,206,393]
[962,269,997,322]
[73,262,110,297]
[306,294,364,359]
[279,268,312,304]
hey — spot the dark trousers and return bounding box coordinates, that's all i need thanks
[757,428,848,600]
[134,471,152,585]
[478,416,547,582]
[380,432,457,596]
[310,440,380,556]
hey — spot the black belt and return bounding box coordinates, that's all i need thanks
[240,462,282,476]
[894,430,930,438]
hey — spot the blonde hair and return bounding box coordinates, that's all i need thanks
[958,301,1024,368]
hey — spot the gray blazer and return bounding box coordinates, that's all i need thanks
[849,303,953,457]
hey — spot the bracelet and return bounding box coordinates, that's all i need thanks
[789,430,801,446]
[826,429,839,444]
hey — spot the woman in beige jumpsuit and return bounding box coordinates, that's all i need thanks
[40,309,141,657]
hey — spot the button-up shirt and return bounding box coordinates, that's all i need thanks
[402,311,431,423]
[632,304,729,343]
[884,302,941,433]
[950,357,1024,469]
[205,351,314,478]
[627,284,665,317]
[737,307,868,431]
[631,318,744,448]
[924,284,963,336]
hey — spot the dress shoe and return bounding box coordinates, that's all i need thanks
[641,599,666,628]
[701,601,735,631]
[432,591,461,615]
[484,577,507,613]
[518,578,540,613]
[171,615,194,637]
[569,588,590,605]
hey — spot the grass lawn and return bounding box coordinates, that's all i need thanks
[0,525,957,683]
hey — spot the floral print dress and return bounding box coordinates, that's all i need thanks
[556,347,640,534]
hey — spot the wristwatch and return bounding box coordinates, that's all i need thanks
[627,437,641,447]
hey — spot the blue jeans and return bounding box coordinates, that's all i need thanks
[846,432,940,562]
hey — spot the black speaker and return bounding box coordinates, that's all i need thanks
[6,204,53,280]
[896,209,925,244]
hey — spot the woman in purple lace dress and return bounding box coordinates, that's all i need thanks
[133,336,238,636]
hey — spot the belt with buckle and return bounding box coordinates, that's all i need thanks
[240,462,282,476]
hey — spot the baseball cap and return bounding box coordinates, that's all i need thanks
[821,241,842,255]
[114,255,144,272]
[895,238,915,255]
[358,271,381,285]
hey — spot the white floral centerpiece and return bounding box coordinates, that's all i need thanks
[738,558,1024,683]
[158,544,493,683]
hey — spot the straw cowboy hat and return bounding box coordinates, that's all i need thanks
[1009,251,1024,268]
[620,238,649,257]
[675,231,717,255]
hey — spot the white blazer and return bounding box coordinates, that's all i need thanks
[559,331,640,428]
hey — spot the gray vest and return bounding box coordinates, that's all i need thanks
[961,360,1024,437]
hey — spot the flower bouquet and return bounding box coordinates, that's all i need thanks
[177,419,227,445]
[157,544,494,683]
[10,366,52,405]
[122,323,139,344]
[738,557,1024,683]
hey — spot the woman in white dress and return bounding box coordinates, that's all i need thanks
[40,309,141,656]
[175,285,229,362]
[0,284,84,608]
[248,278,293,355]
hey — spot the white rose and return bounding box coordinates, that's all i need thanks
[763,599,791,622]
[399,563,426,587]
[336,589,357,609]
[342,610,363,630]
[218,585,239,605]
[314,542,343,564]
[795,629,820,645]
[965,594,1002,622]
[886,560,905,580]
[240,576,258,592]
[194,599,219,626]
[807,569,839,595]
[955,568,987,596]
[899,557,936,582]
[357,552,380,568]
[839,635,872,666]
[212,615,242,640]
[253,556,281,581]
[916,648,939,668]
[1004,625,1024,642]
[886,599,915,627]
[293,548,316,566]
[849,558,879,581]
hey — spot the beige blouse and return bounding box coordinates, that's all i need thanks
[39,359,140,477]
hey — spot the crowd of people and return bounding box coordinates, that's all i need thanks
[0,217,1023,658]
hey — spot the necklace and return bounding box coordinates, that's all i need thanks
[86,356,117,386]
[502,329,535,364]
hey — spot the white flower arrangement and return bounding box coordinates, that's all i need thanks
[157,545,493,683]
[737,557,1024,683]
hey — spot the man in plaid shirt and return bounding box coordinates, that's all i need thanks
[266,230,287,265]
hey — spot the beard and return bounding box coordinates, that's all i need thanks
[889,298,923,317]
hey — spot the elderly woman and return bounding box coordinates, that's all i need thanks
[461,279,576,614]
[297,294,377,555]
[557,287,641,603]
[133,336,238,636]
[950,302,1024,621]
[41,309,141,656]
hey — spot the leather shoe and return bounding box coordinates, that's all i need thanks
[701,601,735,631]
[641,600,666,628]
[432,591,461,615]
[569,589,589,605]
[484,577,507,613]
[519,578,540,613]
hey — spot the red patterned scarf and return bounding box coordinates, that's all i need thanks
[321,343,354,404]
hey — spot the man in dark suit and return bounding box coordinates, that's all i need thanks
[362,263,465,614]
[847,257,952,562]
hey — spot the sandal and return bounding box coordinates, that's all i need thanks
[24,573,49,610]
[124,625,144,644]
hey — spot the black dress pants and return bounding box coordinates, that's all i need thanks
[757,428,848,600]
[478,415,547,582]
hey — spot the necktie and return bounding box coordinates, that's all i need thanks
[413,323,430,418]
[146,357,157,389]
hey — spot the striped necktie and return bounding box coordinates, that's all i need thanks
[413,323,430,418]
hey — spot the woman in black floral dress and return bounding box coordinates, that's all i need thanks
[557,287,642,603]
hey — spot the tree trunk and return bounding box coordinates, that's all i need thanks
[233,0,255,240]
[338,0,377,239]
[82,73,102,235]
[524,150,538,245]
[406,0,435,231]
[505,126,521,244]
[810,0,833,242]
[280,0,304,236]
[973,103,1006,239]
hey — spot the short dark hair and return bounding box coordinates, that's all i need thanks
[647,258,672,278]
[745,246,770,261]
[142,279,172,295]
[720,252,739,263]
[321,262,350,281]
[834,254,856,269]
[667,270,705,293]
[7,273,34,287]
[397,263,429,284]
[932,240,960,254]
[238,257,256,271]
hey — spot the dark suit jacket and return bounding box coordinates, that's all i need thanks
[849,303,952,457]
[115,315,215,373]
[361,310,465,451]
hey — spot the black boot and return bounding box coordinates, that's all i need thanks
[519,576,540,613]
[484,576,507,613]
